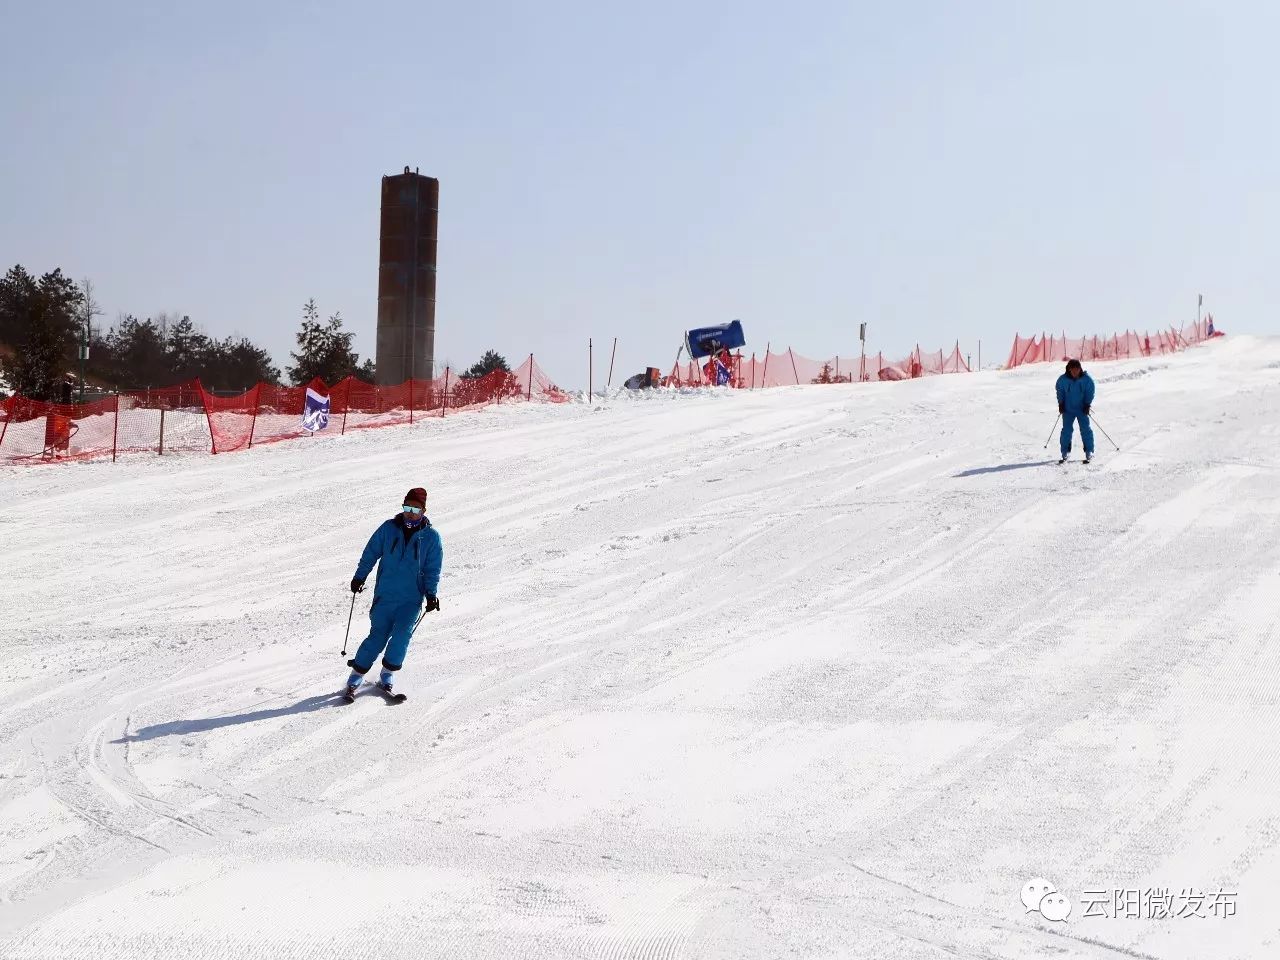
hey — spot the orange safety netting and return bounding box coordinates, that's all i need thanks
[1004,320,1219,369]
[666,342,970,388]
[1,357,568,465]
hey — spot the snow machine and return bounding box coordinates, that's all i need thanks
[685,320,746,360]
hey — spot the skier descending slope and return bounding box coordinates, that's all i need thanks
[344,487,443,703]
[1056,359,1096,464]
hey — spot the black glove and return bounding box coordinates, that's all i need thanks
[350,577,365,594]
[1058,402,1064,414]
[1083,404,1091,415]
[425,595,440,612]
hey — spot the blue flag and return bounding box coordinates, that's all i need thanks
[302,386,330,432]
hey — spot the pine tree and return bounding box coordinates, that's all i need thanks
[461,349,511,380]
[105,316,167,386]
[0,266,84,400]
[164,314,210,382]
[2,294,67,400]
[287,300,363,385]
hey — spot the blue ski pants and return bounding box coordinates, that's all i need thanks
[350,597,422,675]
[1060,412,1094,457]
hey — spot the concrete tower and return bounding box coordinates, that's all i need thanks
[376,168,438,384]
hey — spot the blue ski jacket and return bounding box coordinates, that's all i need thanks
[354,515,443,605]
[1056,372,1095,414]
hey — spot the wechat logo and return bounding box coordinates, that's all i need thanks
[1021,878,1071,922]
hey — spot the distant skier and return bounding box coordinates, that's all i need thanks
[1056,359,1096,464]
[344,487,443,702]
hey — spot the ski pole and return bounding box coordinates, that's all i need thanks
[408,607,432,640]
[1088,414,1121,451]
[341,592,357,656]
[1043,413,1061,449]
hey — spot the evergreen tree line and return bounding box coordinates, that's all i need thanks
[0,263,512,403]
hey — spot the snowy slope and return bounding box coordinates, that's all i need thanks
[1,336,1278,960]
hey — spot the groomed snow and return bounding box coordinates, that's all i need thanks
[2,336,1278,959]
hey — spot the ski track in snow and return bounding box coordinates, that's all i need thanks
[2,336,1279,958]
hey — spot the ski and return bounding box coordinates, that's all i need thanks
[339,683,406,705]
[374,683,407,705]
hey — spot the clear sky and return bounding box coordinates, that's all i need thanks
[2,1,1274,386]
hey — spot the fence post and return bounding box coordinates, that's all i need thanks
[750,352,756,389]
[527,354,534,401]
[0,395,12,452]
[588,338,593,400]
[112,392,120,462]
[340,381,349,436]
[247,384,260,449]
[442,367,450,418]
[158,406,165,456]
[761,343,770,387]
[607,337,617,391]
[410,378,415,425]
[788,347,799,384]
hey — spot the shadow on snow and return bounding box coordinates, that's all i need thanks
[112,692,343,743]
[953,460,1058,478]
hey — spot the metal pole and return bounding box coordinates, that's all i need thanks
[859,321,867,382]
[1042,414,1061,449]
[341,592,357,656]
[527,354,533,400]
[1088,414,1121,451]
[441,367,450,417]
[761,342,770,386]
[247,384,260,449]
[607,337,617,390]
[788,347,799,384]
[588,338,593,400]
[112,392,120,462]
[750,352,756,389]
[158,406,165,456]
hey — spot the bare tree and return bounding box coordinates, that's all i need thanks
[78,277,104,400]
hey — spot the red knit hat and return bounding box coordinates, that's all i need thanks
[404,487,427,506]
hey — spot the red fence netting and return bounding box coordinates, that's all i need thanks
[1,357,569,465]
[667,342,971,388]
[1004,319,1219,369]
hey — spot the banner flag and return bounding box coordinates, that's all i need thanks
[302,386,330,432]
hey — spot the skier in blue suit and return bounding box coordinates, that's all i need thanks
[1056,359,1096,463]
[344,487,443,699]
